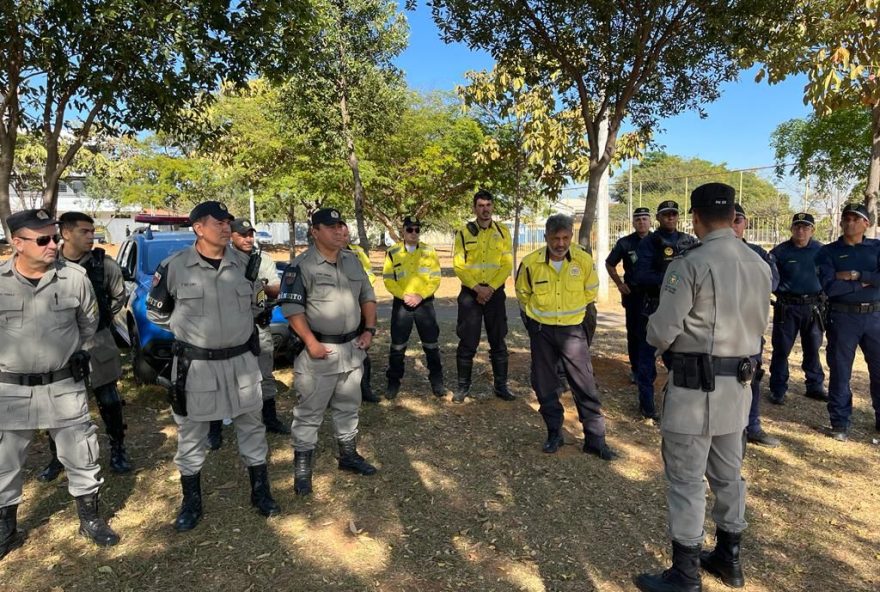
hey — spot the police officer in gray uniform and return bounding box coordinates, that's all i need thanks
[147,201,279,531]
[279,208,378,496]
[635,184,771,592]
[38,211,132,482]
[1,209,119,560]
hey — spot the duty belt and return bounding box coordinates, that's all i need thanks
[174,339,253,360]
[670,353,753,376]
[776,293,822,305]
[0,367,74,386]
[311,330,360,344]
[829,301,880,314]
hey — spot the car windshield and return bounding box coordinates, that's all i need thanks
[144,240,193,275]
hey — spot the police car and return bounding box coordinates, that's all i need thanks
[115,214,294,384]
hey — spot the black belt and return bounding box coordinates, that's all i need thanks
[776,293,822,305]
[829,301,880,314]
[0,367,74,386]
[174,340,253,361]
[311,330,360,344]
[671,353,753,377]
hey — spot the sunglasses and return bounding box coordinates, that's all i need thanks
[405,227,421,234]
[20,234,61,246]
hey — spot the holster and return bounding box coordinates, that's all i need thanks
[671,353,716,392]
[248,328,260,356]
[169,342,190,416]
[812,300,828,333]
[68,350,92,391]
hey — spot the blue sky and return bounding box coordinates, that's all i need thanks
[395,4,813,175]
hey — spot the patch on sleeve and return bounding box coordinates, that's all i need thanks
[664,271,680,294]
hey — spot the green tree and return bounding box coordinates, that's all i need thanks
[426,0,789,247]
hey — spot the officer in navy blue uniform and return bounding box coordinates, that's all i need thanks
[605,207,652,383]
[768,213,826,404]
[815,203,880,441]
[732,204,781,447]
[633,200,696,420]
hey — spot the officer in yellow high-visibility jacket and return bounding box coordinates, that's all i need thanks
[515,214,616,460]
[342,222,380,403]
[382,216,446,399]
[452,189,515,403]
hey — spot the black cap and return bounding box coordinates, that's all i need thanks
[311,208,344,226]
[734,203,746,217]
[791,212,815,226]
[657,200,680,214]
[402,215,421,227]
[189,200,233,223]
[633,207,651,217]
[841,203,869,222]
[6,208,57,234]
[230,218,255,234]
[688,183,735,212]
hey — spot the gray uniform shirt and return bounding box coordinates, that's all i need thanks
[279,247,376,375]
[0,256,98,429]
[61,249,126,387]
[647,228,771,436]
[147,245,263,421]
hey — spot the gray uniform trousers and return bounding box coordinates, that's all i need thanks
[257,325,276,401]
[173,410,268,476]
[292,355,363,451]
[662,429,747,547]
[1,422,102,506]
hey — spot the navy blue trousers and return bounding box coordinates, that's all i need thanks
[825,310,880,429]
[622,290,645,376]
[769,302,825,397]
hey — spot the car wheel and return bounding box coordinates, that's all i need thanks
[130,318,157,385]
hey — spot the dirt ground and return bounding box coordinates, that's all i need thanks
[1,244,879,591]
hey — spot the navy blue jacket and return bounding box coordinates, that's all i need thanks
[816,237,880,303]
[770,238,823,295]
[606,231,649,286]
[634,229,696,295]
[744,240,780,292]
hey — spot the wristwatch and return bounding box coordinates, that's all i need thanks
[850,270,860,281]
[364,327,377,336]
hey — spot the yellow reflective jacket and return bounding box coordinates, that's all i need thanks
[515,246,599,326]
[382,241,442,299]
[347,243,375,286]
[452,220,513,290]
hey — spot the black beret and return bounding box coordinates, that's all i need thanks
[311,208,345,226]
[189,201,233,223]
[791,212,815,226]
[6,208,57,234]
[230,218,255,234]
[841,203,869,222]
[688,183,735,212]
[402,215,421,227]
[633,207,651,217]
[657,200,679,214]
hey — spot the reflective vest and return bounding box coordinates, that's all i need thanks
[453,220,513,290]
[515,246,599,326]
[382,241,442,299]
[346,243,375,286]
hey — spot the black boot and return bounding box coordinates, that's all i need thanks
[37,437,64,482]
[247,464,281,517]
[453,357,473,403]
[262,399,291,434]
[424,346,445,397]
[542,428,564,453]
[0,505,26,560]
[361,356,381,403]
[175,473,203,532]
[75,493,120,547]
[207,420,223,451]
[294,450,314,496]
[635,541,702,592]
[337,437,377,475]
[98,400,132,473]
[490,354,516,401]
[700,529,744,588]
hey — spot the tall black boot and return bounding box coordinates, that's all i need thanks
[247,464,281,517]
[490,354,516,401]
[387,343,407,399]
[635,541,702,592]
[207,420,223,451]
[175,473,202,532]
[0,505,26,560]
[424,346,446,397]
[37,437,64,482]
[97,399,132,474]
[293,450,314,496]
[75,493,120,547]
[361,356,381,403]
[453,357,473,403]
[262,398,291,434]
[337,437,377,475]
[700,529,744,588]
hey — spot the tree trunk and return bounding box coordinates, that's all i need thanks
[286,201,297,259]
[865,101,880,239]
[339,89,370,251]
[0,134,15,239]
[577,162,609,250]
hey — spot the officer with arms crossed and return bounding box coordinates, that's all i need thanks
[452,189,515,403]
[815,203,880,441]
[341,221,380,403]
[279,208,378,496]
[635,184,771,592]
[38,211,132,482]
[1,209,119,560]
[633,200,696,420]
[606,207,653,383]
[383,216,446,399]
[516,215,615,459]
[768,213,827,404]
[147,201,280,532]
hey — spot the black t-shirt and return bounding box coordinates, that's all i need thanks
[199,253,222,270]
